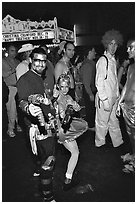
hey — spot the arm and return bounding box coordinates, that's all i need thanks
[117,66,124,87]
[116,82,127,116]
[54,62,63,83]
[96,57,111,111]
[17,77,43,117]
[96,57,108,101]
[2,60,16,78]
[117,59,129,89]
[67,95,81,111]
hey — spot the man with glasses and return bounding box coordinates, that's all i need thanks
[17,47,56,202]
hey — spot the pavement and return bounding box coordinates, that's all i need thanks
[2,116,135,202]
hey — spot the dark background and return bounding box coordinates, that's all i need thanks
[2,2,135,42]
[2,2,135,60]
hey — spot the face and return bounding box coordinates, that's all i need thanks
[7,45,17,58]
[127,41,135,59]
[31,53,47,75]
[59,81,69,95]
[64,43,75,59]
[24,50,32,59]
[88,48,96,60]
[107,40,118,56]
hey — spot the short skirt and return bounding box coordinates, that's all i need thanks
[57,117,88,144]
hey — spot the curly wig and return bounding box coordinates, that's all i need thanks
[101,29,123,48]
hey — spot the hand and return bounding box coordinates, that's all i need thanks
[122,59,130,68]
[73,102,81,111]
[116,103,121,117]
[103,99,110,111]
[89,94,94,101]
[53,85,59,98]
[43,93,50,105]
[28,104,42,117]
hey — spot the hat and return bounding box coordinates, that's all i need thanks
[18,44,34,53]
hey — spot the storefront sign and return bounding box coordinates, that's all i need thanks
[2,30,55,42]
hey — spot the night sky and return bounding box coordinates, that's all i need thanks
[2,1,135,51]
[2,2,135,34]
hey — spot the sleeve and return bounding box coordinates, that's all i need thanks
[96,57,108,101]
[17,76,29,102]
[82,63,94,97]
[19,99,29,114]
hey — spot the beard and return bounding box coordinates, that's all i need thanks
[33,66,45,75]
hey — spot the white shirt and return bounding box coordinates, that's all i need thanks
[96,51,119,104]
[16,60,29,81]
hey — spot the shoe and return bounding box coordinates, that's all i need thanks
[16,125,22,132]
[121,153,134,162]
[7,130,16,137]
[122,164,135,174]
[43,196,56,202]
[33,168,40,177]
[33,172,40,177]
[63,177,79,191]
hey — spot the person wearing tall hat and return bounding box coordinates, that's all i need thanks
[16,43,34,81]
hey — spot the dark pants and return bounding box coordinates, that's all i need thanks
[83,86,96,128]
[36,136,56,201]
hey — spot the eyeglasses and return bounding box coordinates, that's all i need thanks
[33,59,47,63]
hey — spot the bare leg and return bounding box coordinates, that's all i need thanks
[63,140,79,181]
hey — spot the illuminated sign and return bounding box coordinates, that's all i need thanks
[2,30,55,42]
[2,15,75,43]
[58,27,74,42]
[2,15,57,33]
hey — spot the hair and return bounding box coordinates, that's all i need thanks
[57,74,70,87]
[30,47,47,59]
[64,42,75,51]
[39,44,48,55]
[127,38,135,47]
[6,43,17,51]
[84,46,95,58]
[101,29,123,48]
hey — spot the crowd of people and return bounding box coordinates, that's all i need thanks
[2,29,135,202]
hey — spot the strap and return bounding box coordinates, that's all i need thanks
[102,55,108,79]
